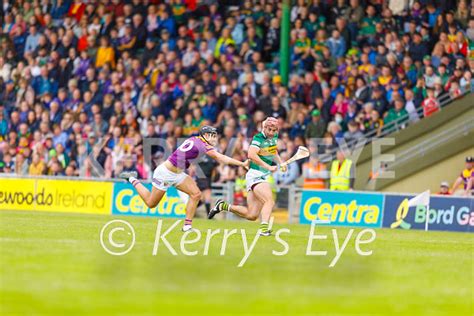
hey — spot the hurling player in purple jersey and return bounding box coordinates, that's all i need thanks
[120,126,249,232]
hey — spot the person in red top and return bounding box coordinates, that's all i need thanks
[67,0,86,22]
[421,87,440,117]
[437,181,451,195]
[455,31,468,57]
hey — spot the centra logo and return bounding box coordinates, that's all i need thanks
[303,197,380,224]
[0,188,53,206]
[115,188,185,216]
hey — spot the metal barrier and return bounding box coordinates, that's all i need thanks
[210,181,237,220]
[287,185,303,224]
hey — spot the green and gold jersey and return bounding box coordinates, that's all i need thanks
[249,132,278,172]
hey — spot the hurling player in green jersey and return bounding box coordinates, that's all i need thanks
[208,117,286,236]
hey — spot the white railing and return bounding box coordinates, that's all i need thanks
[211,181,236,220]
[324,88,473,160]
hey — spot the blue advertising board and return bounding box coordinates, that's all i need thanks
[383,194,473,232]
[300,190,385,228]
[112,182,186,218]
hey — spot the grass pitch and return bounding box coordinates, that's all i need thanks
[0,210,472,315]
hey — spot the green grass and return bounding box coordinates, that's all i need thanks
[0,211,472,315]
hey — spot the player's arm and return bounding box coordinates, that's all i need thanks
[465,177,473,196]
[274,152,283,165]
[248,145,277,172]
[274,152,288,172]
[451,176,463,194]
[206,149,248,168]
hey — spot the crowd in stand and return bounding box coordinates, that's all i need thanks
[0,0,473,191]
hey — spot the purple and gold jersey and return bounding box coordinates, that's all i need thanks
[168,136,214,169]
[460,168,474,189]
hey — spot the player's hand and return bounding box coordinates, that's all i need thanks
[268,165,278,172]
[242,159,250,170]
[279,164,288,173]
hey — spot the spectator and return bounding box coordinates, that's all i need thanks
[384,98,409,127]
[437,181,451,195]
[343,119,363,143]
[327,29,346,59]
[409,32,429,63]
[451,156,473,196]
[24,25,41,55]
[302,155,328,189]
[422,88,440,117]
[233,166,248,206]
[404,89,420,123]
[370,87,389,116]
[330,93,349,117]
[290,112,308,139]
[329,149,354,191]
[96,36,115,69]
[365,110,384,136]
[68,0,86,22]
[0,111,7,141]
[305,109,326,140]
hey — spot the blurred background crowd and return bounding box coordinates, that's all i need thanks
[0,0,473,193]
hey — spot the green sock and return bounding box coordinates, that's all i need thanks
[221,201,231,212]
[260,222,269,232]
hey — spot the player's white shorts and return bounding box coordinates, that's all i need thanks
[246,168,270,191]
[152,163,187,191]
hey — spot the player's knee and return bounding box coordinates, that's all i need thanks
[190,190,202,201]
[264,199,275,208]
[145,198,159,209]
[247,213,259,221]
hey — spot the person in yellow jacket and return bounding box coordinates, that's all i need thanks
[96,36,116,69]
[28,153,46,176]
[214,28,235,58]
[234,166,248,206]
[329,149,354,191]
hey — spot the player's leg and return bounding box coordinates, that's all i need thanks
[244,190,264,220]
[209,169,265,220]
[197,178,212,215]
[176,175,202,231]
[208,188,263,220]
[252,182,275,236]
[120,171,166,208]
[133,180,166,208]
[202,188,212,215]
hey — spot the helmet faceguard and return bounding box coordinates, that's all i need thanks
[199,125,218,146]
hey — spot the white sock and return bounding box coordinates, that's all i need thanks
[128,177,139,187]
[182,224,193,232]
